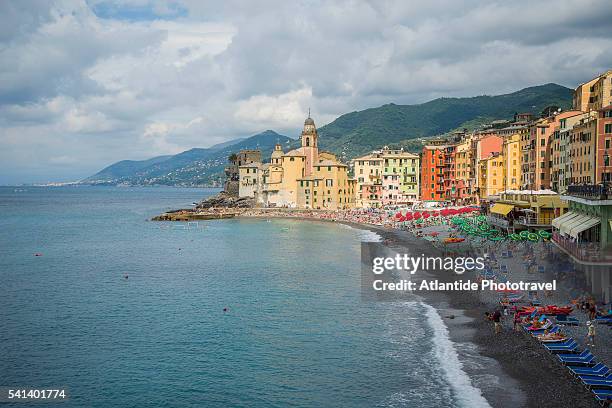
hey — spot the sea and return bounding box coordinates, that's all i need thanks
[0,186,490,408]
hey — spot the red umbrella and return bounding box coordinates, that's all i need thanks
[413,212,421,219]
[423,213,430,219]
[395,212,402,219]
[405,214,413,221]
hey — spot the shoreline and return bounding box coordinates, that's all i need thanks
[235,212,601,408]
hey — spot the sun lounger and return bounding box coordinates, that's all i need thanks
[544,339,576,349]
[582,378,612,389]
[558,349,590,360]
[545,342,579,353]
[569,363,608,376]
[578,372,612,382]
[559,354,595,366]
[592,389,612,403]
[531,325,560,337]
[595,317,612,325]
[556,315,580,325]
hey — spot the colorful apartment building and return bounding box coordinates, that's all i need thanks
[596,106,612,184]
[502,134,521,191]
[421,145,446,201]
[521,111,583,190]
[478,153,504,199]
[574,70,612,112]
[568,114,597,185]
[352,152,383,207]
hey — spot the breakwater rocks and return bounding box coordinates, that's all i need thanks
[152,210,236,221]
[196,191,254,209]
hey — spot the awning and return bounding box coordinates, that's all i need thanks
[568,215,600,238]
[490,203,514,216]
[552,211,577,229]
[558,212,583,235]
[561,214,588,235]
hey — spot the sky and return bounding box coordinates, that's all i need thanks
[1,0,612,184]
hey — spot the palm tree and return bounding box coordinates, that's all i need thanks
[228,153,238,163]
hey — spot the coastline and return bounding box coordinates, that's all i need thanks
[236,213,600,408]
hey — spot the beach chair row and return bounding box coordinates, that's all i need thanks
[524,319,611,405]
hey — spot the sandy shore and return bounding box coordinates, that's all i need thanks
[237,210,603,408]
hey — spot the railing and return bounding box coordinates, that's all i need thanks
[566,184,612,200]
[552,232,612,263]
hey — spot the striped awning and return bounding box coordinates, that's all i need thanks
[568,215,600,239]
[551,211,577,229]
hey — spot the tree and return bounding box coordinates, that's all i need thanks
[228,153,238,163]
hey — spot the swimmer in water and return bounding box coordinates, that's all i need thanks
[223,307,228,312]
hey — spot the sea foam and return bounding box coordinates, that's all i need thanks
[423,303,491,408]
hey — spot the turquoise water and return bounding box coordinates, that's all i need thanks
[0,186,482,407]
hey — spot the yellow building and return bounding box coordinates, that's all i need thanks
[478,153,504,199]
[240,115,355,209]
[502,134,521,191]
[574,70,612,112]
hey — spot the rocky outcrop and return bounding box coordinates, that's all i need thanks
[196,191,255,209]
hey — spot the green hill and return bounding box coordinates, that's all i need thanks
[316,83,573,159]
[84,130,293,186]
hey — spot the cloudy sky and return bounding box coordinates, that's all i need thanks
[1,0,612,184]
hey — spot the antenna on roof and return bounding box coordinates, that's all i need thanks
[308,107,311,118]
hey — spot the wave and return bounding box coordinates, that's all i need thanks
[423,303,491,408]
[336,223,382,242]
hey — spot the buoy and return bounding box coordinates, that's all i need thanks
[223,307,228,312]
[124,274,129,280]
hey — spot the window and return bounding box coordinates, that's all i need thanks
[606,124,612,134]
[326,179,333,187]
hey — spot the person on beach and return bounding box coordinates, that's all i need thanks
[513,312,521,331]
[586,321,595,346]
[588,303,597,320]
[492,310,502,334]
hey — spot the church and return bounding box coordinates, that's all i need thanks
[238,115,356,209]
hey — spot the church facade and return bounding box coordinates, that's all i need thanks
[238,115,356,209]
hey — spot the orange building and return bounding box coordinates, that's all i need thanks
[421,145,446,201]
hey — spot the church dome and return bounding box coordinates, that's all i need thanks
[304,117,315,126]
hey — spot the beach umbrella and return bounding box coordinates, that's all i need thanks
[413,212,421,219]
[405,214,413,221]
[423,212,430,219]
[395,212,402,219]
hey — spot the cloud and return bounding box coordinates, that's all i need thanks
[1,0,612,183]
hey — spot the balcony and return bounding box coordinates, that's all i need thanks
[552,232,612,264]
[566,184,612,200]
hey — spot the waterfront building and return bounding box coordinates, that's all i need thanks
[478,152,504,200]
[238,115,355,209]
[521,111,583,190]
[552,112,592,192]
[352,152,383,207]
[489,190,567,233]
[238,163,263,199]
[453,139,473,203]
[573,70,612,112]
[226,150,262,196]
[553,185,612,302]
[568,114,597,185]
[595,105,612,184]
[353,148,419,207]
[383,148,420,203]
[502,134,521,192]
[421,144,447,201]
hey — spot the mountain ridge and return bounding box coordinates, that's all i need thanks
[85,83,573,186]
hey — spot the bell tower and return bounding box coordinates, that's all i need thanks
[300,111,318,176]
